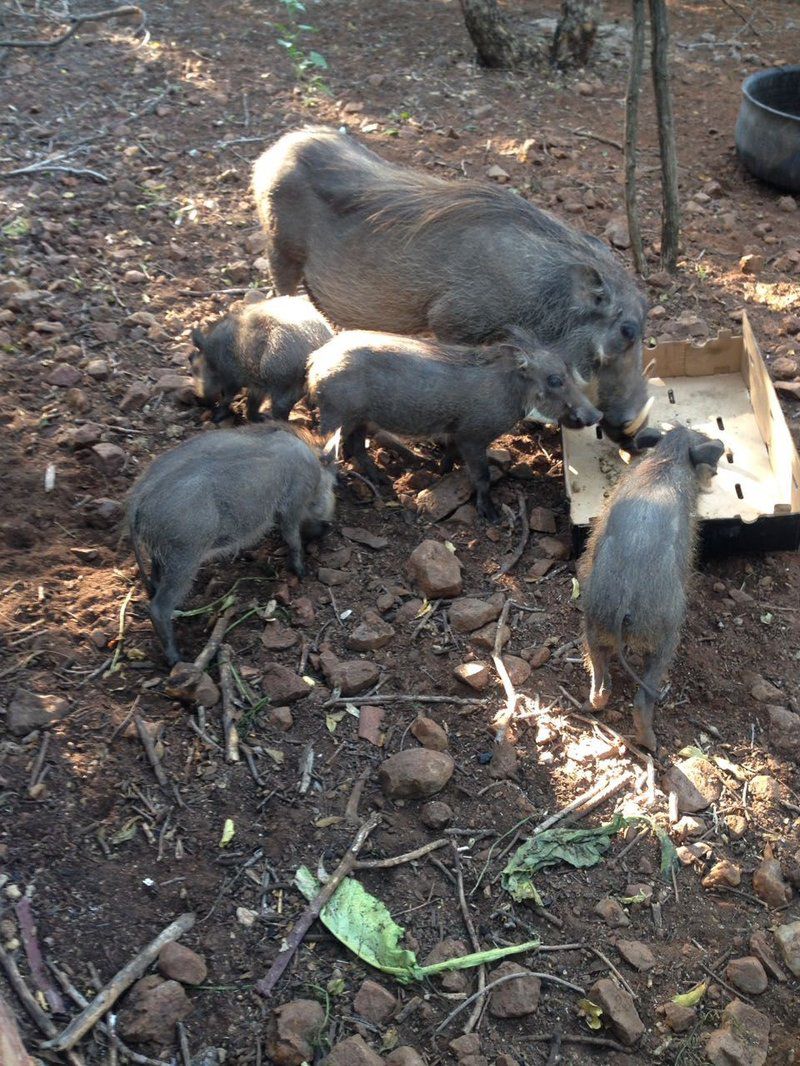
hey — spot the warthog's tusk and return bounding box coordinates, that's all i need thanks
[623,395,655,436]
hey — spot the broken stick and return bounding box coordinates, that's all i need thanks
[218,644,240,763]
[193,601,237,673]
[41,912,195,1052]
[255,816,380,998]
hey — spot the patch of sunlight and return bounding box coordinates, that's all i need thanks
[741,280,800,312]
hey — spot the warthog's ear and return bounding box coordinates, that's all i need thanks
[632,426,663,451]
[191,328,206,352]
[689,439,725,470]
[571,264,607,307]
[321,428,341,466]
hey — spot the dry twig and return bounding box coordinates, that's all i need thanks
[356,838,449,870]
[499,491,529,575]
[451,843,486,1034]
[218,644,240,763]
[255,817,380,998]
[14,897,64,1013]
[0,6,144,49]
[194,602,237,672]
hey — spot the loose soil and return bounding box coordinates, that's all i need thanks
[1,1,799,1064]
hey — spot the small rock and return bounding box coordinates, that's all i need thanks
[410,716,448,752]
[265,999,326,1066]
[587,978,644,1046]
[224,260,250,284]
[379,749,454,799]
[342,526,388,550]
[158,943,207,986]
[702,859,742,889]
[661,756,721,813]
[537,536,570,560]
[449,1033,481,1057]
[525,645,551,668]
[353,979,397,1024]
[673,815,705,840]
[752,858,792,908]
[739,253,764,275]
[324,1035,382,1066]
[488,961,540,1017]
[750,675,782,702]
[750,930,788,982]
[45,364,82,388]
[594,897,630,928]
[488,739,518,780]
[449,503,478,525]
[420,800,453,829]
[268,706,293,731]
[347,611,395,651]
[64,387,91,413]
[778,195,797,212]
[154,373,195,405]
[502,655,531,686]
[320,654,381,696]
[385,1050,426,1066]
[448,598,501,633]
[91,442,126,474]
[774,920,800,976]
[576,81,594,96]
[7,689,69,735]
[725,957,768,995]
[120,382,153,411]
[705,999,770,1066]
[118,977,192,1046]
[726,814,748,840]
[126,311,158,328]
[425,939,471,993]
[124,269,147,284]
[661,1002,696,1033]
[317,567,351,586]
[749,775,781,804]
[604,216,631,250]
[407,540,462,598]
[525,559,554,580]
[292,597,315,626]
[616,940,656,971]
[486,164,509,182]
[86,358,110,380]
[771,357,799,380]
[358,705,384,746]
[528,507,557,533]
[64,423,103,448]
[470,622,510,651]
[416,470,473,521]
[766,705,800,760]
[454,661,491,691]
[261,664,312,704]
[260,623,299,651]
[164,663,220,707]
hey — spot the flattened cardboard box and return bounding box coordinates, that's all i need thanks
[563,311,800,555]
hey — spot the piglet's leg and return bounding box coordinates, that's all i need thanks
[585,640,611,711]
[632,637,677,752]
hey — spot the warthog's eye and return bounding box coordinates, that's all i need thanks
[546,374,564,389]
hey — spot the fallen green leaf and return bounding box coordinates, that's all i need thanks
[264,748,285,765]
[577,998,603,1030]
[295,867,538,982]
[571,577,581,600]
[502,814,625,903]
[326,709,347,733]
[617,891,649,905]
[673,979,708,1008]
[220,818,235,847]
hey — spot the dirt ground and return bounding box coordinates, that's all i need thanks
[1,1,799,1064]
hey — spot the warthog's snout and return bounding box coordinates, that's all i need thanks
[562,400,602,431]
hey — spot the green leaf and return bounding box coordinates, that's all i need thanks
[219,818,235,847]
[295,867,539,982]
[502,814,625,903]
[577,998,603,1030]
[673,979,708,1008]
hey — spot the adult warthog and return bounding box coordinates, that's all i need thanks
[252,126,651,442]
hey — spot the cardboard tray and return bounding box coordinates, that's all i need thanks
[562,311,800,555]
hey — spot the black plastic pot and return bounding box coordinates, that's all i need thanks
[735,66,800,193]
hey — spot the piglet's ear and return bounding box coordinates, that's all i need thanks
[632,426,663,451]
[191,328,206,351]
[689,439,725,470]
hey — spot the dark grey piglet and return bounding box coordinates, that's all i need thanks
[190,295,332,422]
[578,424,725,752]
[308,329,600,522]
[127,424,336,666]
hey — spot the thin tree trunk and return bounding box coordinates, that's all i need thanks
[551,0,601,68]
[458,0,541,69]
[648,0,680,271]
[624,0,647,276]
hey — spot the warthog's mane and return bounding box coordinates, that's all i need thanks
[239,419,324,454]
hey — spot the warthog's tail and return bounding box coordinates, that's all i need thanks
[615,608,669,703]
